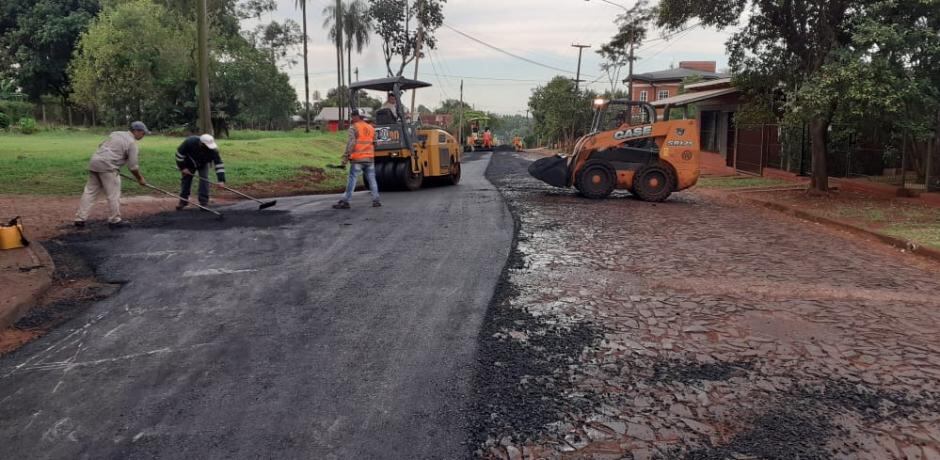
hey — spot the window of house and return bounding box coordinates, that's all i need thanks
[657,89,670,100]
[639,90,648,102]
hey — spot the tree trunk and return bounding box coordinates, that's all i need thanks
[809,118,829,192]
[347,45,352,100]
[335,0,344,130]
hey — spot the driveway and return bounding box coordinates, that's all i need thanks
[0,153,512,459]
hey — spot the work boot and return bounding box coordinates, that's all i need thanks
[372,200,382,208]
[176,201,188,211]
[73,220,86,228]
[332,200,350,209]
[108,220,130,230]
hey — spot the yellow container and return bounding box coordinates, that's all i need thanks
[0,217,28,250]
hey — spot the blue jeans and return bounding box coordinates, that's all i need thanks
[180,164,210,205]
[342,162,380,202]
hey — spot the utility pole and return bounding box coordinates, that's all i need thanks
[302,0,310,133]
[572,43,591,92]
[458,79,464,147]
[196,0,212,134]
[355,67,359,82]
[411,0,425,117]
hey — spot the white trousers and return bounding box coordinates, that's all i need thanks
[76,171,122,223]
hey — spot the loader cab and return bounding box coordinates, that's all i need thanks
[593,99,657,133]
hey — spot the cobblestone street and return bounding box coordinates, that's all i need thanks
[475,153,940,460]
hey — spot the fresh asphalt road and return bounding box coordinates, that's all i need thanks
[0,153,512,459]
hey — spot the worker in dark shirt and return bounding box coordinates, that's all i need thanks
[175,134,226,210]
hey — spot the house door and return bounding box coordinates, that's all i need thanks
[725,112,736,167]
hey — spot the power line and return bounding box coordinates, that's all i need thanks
[442,23,597,79]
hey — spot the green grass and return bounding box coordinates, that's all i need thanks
[697,176,793,189]
[0,130,349,195]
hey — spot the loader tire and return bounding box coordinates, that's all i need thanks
[634,164,675,202]
[576,160,616,199]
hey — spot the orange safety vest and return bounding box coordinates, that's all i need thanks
[350,121,376,162]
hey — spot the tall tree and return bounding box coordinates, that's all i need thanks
[369,0,445,77]
[295,0,311,132]
[70,0,191,125]
[323,1,346,126]
[343,0,372,90]
[658,0,861,192]
[597,0,653,98]
[529,76,597,148]
[0,0,100,104]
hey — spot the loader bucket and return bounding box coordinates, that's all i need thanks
[528,155,570,188]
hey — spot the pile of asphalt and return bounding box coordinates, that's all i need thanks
[131,209,293,231]
[467,152,602,453]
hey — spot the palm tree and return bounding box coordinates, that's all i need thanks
[295,0,311,132]
[323,1,345,128]
[343,0,372,90]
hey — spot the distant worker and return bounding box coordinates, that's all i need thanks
[483,128,494,150]
[74,121,150,229]
[381,93,398,118]
[175,134,226,211]
[333,110,381,209]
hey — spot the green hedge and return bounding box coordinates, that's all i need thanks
[0,100,35,122]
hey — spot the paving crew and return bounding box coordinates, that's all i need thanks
[333,109,381,209]
[74,121,150,229]
[175,134,226,211]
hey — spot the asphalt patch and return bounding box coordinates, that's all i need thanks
[130,209,294,231]
[9,236,122,337]
[468,152,603,452]
[649,360,753,385]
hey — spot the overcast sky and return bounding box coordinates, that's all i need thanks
[262,0,734,114]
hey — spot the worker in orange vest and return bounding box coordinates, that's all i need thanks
[333,109,381,209]
[482,128,494,150]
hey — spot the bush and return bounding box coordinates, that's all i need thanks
[16,117,39,135]
[0,112,9,130]
[0,100,35,121]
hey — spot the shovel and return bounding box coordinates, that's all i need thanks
[121,173,224,219]
[179,169,277,210]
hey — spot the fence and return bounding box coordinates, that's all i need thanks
[735,123,940,192]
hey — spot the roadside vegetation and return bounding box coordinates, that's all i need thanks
[0,130,348,195]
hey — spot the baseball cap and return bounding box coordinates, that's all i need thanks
[130,121,150,134]
[199,134,218,150]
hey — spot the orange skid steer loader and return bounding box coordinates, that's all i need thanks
[529,100,700,201]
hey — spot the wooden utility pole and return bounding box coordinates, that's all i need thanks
[458,79,464,147]
[572,43,591,92]
[410,0,425,117]
[196,0,212,134]
[301,0,310,133]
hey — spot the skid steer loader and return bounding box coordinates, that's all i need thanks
[529,100,700,201]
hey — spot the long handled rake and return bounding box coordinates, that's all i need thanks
[120,173,224,219]
[178,169,277,210]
